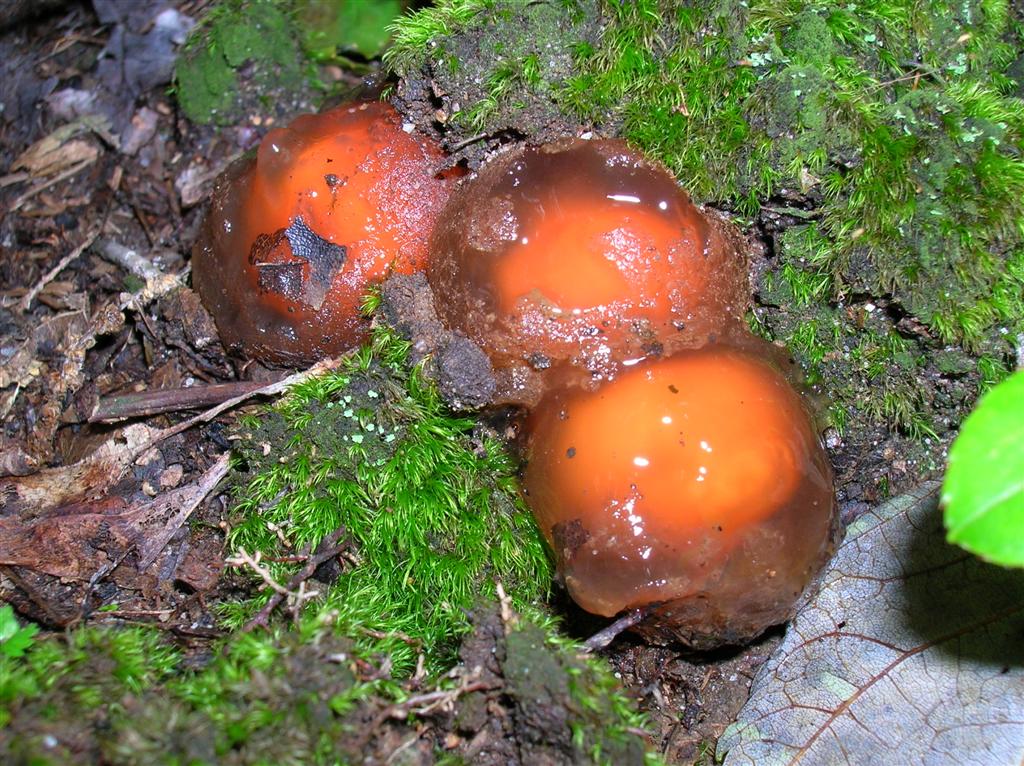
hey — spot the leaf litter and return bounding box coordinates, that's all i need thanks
[718,483,1024,765]
[0,1,1021,763]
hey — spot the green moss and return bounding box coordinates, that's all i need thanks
[2,609,661,765]
[570,0,1024,353]
[176,0,408,124]
[977,353,1012,390]
[783,10,836,67]
[385,0,497,73]
[0,625,181,762]
[503,612,664,765]
[225,321,552,676]
[387,0,1024,437]
[175,41,239,124]
[175,0,311,124]
[388,0,601,134]
[297,0,405,62]
[1,624,387,765]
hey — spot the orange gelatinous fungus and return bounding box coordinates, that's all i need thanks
[192,101,456,365]
[428,138,748,405]
[523,344,836,647]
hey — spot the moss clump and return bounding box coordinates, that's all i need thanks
[175,0,408,124]
[451,605,665,765]
[0,622,181,763]
[1,620,396,765]
[1,605,662,765]
[504,620,658,765]
[386,0,603,146]
[175,0,311,125]
[127,630,377,765]
[224,320,553,676]
[387,0,1024,441]
[297,0,405,63]
[566,0,1024,354]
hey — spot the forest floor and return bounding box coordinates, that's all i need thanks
[1,1,1019,765]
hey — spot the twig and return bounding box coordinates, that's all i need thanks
[582,606,654,652]
[227,549,298,597]
[871,62,946,91]
[390,681,492,717]
[450,133,487,152]
[138,356,346,455]
[386,734,422,765]
[360,626,422,647]
[7,155,96,212]
[93,238,182,302]
[18,226,102,312]
[495,580,515,634]
[239,525,348,632]
[94,237,166,283]
[358,671,495,750]
[89,380,276,422]
[0,171,30,188]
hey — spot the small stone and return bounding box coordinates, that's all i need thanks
[159,463,184,489]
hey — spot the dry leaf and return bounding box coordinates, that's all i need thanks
[0,423,157,517]
[13,128,99,178]
[717,483,1024,765]
[0,452,229,580]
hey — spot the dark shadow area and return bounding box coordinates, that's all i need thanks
[901,493,1024,668]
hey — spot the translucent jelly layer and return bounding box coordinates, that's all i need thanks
[192,102,454,365]
[428,138,747,405]
[523,344,836,647]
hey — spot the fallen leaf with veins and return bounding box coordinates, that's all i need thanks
[717,482,1024,766]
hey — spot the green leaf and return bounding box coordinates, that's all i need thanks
[0,605,39,659]
[942,371,1024,567]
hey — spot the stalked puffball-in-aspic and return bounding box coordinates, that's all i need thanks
[523,344,837,648]
[192,101,455,366]
[428,138,748,406]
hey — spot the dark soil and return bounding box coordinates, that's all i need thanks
[381,272,497,411]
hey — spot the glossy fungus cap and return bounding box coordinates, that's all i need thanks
[428,138,748,405]
[192,101,454,365]
[523,343,837,648]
